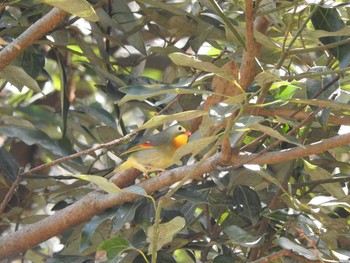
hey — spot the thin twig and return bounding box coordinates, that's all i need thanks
[0,171,23,216]
[21,131,138,177]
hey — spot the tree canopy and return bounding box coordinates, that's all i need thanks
[0,0,350,262]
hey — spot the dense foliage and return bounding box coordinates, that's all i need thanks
[0,0,350,262]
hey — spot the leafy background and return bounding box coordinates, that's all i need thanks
[0,0,350,262]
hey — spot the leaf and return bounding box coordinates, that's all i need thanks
[230,115,264,147]
[249,123,305,148]
[72,175,121,193]
[0,65,41,92]
[173,188,210,204]
[274,237,318,260]
[18,49,45,79]
[0,147,20,181]
[122,185,148,197]
[173,135,219,164]
[119,84,213,104]
[81,209,117,251]
[78,105,117,129]
[147,216,185,253]
[111,0,146,55]
[231,185,261,225]
[306,66,339,100]
[96,237,133,261]
[209,103,242,125]
[289,98,350,111]
[303,160,345,199]
[138,110,207,130]
[311,6,350,68]
[0,125,77,158]
[112,203,141,231]
[223,225,263,247]
[261,208,300,222]
[169,53,237,82]
[56,51,69,138]
[40,0,99,21]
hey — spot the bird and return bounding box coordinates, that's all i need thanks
[115,124,191,173]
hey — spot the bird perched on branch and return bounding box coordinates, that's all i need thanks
[115,124,191,173]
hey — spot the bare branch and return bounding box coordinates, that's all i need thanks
[0,8,68,71]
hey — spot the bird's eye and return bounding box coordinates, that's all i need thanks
[178,126,183,131]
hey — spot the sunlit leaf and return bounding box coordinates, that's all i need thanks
[0,65,41,92]
[249,123,305,148]
[304,160,345,199]
[119,84,213,105]
[40,0,99,21]
[72,174,121,193]
[173,135,219,163]
[139,110,207,130]
[169,53,237,82]
[274,237,318,260]
[147,216,186,253]
[96,237,133,261]
[223,225,263,247]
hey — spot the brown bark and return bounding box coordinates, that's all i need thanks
[0,8,68,71]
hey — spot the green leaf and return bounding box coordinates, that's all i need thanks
[261,208,300,222]
[111,0,146,55]
[97,237,133,261]
[311,6,350,68]
[138,110,207,130]
[306,66,339,100]
[123,185,148,197]
[78,105,117,129]
[173,188,210,204]
[274,237,318,260]
[0,65,41,92]
[56,51,69,138]
[304,160,345,199]
[249,123,305,148]
[231,185,261,225]
[0,125,76,158]
[118,84,213,105]
[40,0,99,21]
[72,174,121,193]
[0,147,20,182]
[18,49,45,79]
[289,98,350,111]
[81,209,117,251]
[169,53,237,82]
[223,225,263,247]
[147,216,185,253]
[112,203,141,231]
[173,135,219,164]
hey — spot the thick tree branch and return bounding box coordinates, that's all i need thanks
[1,131,350,258]
[0,8,68,71]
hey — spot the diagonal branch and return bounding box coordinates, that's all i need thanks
[1,131,350,258]
[0,8,68,71]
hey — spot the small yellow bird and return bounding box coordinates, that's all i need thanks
[115,124,191,173]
